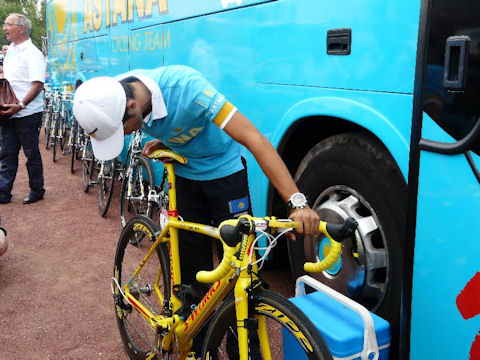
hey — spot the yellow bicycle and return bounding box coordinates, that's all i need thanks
[112,149,358,360]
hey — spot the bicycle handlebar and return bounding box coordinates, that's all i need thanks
[304,217,357,272]
[196,216,358,284]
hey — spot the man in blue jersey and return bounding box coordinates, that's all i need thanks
[73,65,319,354]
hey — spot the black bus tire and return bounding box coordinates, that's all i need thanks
[287,132,407,356]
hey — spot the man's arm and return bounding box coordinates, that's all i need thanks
[0,81,44,116]
[223,111,320,235]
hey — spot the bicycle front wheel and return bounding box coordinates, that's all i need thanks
[113,215,171,360]
[120,154,155,227]
[98,160,117,217]
[202,288,332,360]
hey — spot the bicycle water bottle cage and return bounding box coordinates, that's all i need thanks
[173,284,201,318]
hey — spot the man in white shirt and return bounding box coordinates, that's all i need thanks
[0,14,46,204]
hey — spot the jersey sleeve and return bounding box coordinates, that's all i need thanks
[183,69,238,129]
[212,100,237,129]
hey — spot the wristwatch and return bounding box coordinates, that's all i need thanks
[19,101,26,109]
[288,192,308,210]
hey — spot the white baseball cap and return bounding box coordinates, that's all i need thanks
[73,77,126,161]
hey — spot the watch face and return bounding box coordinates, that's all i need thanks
[291,193,307,207]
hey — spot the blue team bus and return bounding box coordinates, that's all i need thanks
[46,1,480,358]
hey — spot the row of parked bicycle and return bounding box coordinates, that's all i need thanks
[41,84,169,228]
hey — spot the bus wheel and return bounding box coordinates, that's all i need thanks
[287,132,407,353]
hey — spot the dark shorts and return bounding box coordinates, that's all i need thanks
[176,168,251,291]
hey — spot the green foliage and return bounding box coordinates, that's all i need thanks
[0,0,46,49]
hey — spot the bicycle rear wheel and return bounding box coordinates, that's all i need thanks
[60,115,69,151]
[82,144,96,193]
[98,160,117,217]
[70,121,79,173]
[202,288,332,360]
[113,215,171,360]
[120,154,155,227]
[51,116,59,162]
[44,112,52,150]
[61,116,71,155]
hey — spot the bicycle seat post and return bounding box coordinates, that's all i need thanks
[164,161,178,219]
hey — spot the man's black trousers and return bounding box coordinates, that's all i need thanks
[0,112,44,201]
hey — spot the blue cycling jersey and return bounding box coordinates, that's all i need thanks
[118,66,243,180]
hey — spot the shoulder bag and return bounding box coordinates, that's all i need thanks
[0,78,19,122]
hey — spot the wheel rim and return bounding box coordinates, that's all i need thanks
[114,221,169,358]
[122,166,152,226]
[305,185,388,311]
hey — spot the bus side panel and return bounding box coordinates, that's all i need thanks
[47,0,111,85]
[163,7,257,99]
[127,25,169,70]
[411,117,480,359]
[255,0,420,93]
[47,0,78,85]
[75,36,109,76]
[242,86,413,215]
[161,4,415,216]
[129,0,272,30]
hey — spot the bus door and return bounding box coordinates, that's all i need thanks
[410,0,480,358]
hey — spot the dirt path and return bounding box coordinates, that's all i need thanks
[0,132,293,359]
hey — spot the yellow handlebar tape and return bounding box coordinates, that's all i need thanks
[304,240,342,272]
[196,245,237,283]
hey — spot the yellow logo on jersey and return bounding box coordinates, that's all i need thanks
[168,127,204,144]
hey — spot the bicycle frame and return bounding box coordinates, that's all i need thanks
[118,154,263,360]
[116,149,350,360]
[125,131,148,201]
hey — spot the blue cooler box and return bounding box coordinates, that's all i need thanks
[283,276,391,360]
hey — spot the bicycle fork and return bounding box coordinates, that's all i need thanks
[235,277,253,360]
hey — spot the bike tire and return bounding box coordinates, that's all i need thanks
[120,154,155,228]
[51,117,59,162]
[61,116,71,155]
[288,132,407,354]
[113,215,170,360]
[202,288,332,360]
[44,124,51,149]
[82,147,96,193]
[60,115,68,151]
[43,111,52,149]
[98,160,117,217]
[70,122,78,173]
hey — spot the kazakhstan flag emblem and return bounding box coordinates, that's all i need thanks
[228,196,249,214]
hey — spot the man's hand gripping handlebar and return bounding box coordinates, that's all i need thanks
[196,215,358,283]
